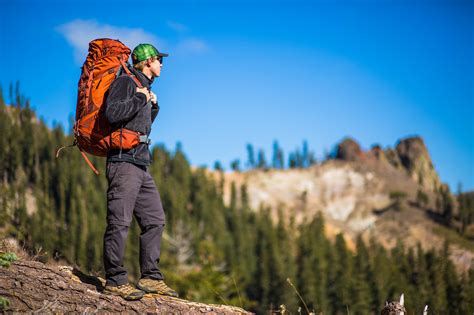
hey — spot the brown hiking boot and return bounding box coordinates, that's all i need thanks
[137,278,179,297]
[103,283,145,301]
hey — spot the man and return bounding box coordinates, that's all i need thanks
[102,43,178,301]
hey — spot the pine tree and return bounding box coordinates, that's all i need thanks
[349,236,373,315]
[230,159,240,172]
[272,140,281,169]
[288,153,296,168]
[302,140,309,168]
[274,208,298,311]
[297,222,317,310]
[441,185,454,226]
[442,242,462,314]
[246,144,255,169]
[257,149,267,170]
[271,140,285,169]
[329,234,352,313]
[252,206,272,312]
[277,148,284,170]
[460,267,474,314]
[425,248,448,313]
[213,160,223,171]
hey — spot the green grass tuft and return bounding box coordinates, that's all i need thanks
[0,252,18,268]
[0,296,10,310]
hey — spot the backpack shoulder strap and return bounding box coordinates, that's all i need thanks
[119,59,143,88]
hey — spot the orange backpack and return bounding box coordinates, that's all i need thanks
[57,38,144,174]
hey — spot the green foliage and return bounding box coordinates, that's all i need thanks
[0,252,18,268]
[439,185,454,225]
[272,140,284,169]
[389,191,408,210]
[389,191,407,201]
[230,159,240,172]
[416,189,429,208]
[287,140,316,169]
[297,212,329,313]
[0,296,10,310]
[457,187,474,235]
[246,144,255,168]
[257,149,267,170]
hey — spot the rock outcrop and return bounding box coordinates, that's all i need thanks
[335,137,363,161]
[395,136,441,191]
[366,144,387,162]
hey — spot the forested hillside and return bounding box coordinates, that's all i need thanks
[0,84,473,314]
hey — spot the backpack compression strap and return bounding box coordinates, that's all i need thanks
[79,150,100,175]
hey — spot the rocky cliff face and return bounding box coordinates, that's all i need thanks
[394,137,441,191]
[334,136,441,192]
[218,136,472,272]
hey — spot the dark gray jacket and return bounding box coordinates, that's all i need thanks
[105,65,159,166]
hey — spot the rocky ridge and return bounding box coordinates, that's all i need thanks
[217,136,473,272]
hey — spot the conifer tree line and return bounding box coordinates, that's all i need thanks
[0,83,473,313]
[227,141,317,172]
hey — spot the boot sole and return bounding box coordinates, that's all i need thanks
[136,283,179,297]
[136,283,157,293]
[103,290,145,301]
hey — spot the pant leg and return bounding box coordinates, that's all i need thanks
[133,168,166,280]
[103,224,129,286]
[103,162,143,286]
[138,224,165,280]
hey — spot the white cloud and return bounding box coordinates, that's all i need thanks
[56,19,166,64]
[166,21,211,54]
[175,38,210,54]
[167,20,188,33]
[57,19,210,62]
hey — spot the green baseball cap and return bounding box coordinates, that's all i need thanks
[132,43,168,65]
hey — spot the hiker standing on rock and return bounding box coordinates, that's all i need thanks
[102,43,178,301]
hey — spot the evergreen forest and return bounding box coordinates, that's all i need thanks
[0,84,473,314]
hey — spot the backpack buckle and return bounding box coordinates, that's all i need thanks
[139,135,151,145]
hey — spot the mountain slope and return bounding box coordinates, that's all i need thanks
[218,137,474,272]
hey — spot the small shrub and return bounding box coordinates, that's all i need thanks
[389,191,408,211]
[416,189,429,207]
[0,296,10,310]
[389,191,407,201]
[0,252,18,268]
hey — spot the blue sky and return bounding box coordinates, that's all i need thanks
[1,0,473,190]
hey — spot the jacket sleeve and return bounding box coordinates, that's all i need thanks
[105,76,148,125]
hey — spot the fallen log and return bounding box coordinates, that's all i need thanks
[0,259,251,314]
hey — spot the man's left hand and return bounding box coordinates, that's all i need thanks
[150,91,157,105]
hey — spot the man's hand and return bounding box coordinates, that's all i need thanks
[150,91,157,105]
[136,87,151,102]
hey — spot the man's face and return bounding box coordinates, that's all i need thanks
[149,57,162,77]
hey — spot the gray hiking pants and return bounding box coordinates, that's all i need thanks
[103,161,166,286]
